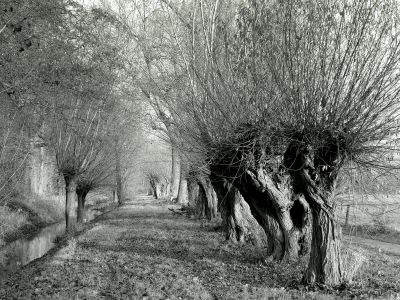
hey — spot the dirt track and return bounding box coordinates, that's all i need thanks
[1,195,399,300]
[0,196,283,299]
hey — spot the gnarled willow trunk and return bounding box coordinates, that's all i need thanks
[198,177,218,219]
[212,179,268,247]
[230,170,311,261]
[304,208,342,285]
[187,176,218,220]
[298,171,343,285]
[64,175,77,232]
[284,133,346,285]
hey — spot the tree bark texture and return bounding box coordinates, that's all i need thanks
[177,163,189,205]
[198,177,218,219]
[177,177,188,205]
[209,127,311,261]
[303,208,342,285]
[211,162,311,260]
[284,132,345,285]
[64,175,77,232]
[170,145,180,201]
[77,189,88,223]
[187,179,199,208]
[212,179,268,247]
[151,182,158,199]
[211,126,346,284]
[187,176,218,220]
[237,171,310,260]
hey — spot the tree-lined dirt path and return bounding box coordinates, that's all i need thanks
[2,195,399,299]
[1,195,304,300]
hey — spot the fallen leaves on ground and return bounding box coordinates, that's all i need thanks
[0,196,399,299]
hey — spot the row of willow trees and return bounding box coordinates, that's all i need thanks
[0,1,141,229]
[104,0,400,285]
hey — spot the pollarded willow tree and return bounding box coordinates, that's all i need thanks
[148,0,400,285]
[108,0,280,244]
[74,71,143,221]
[42,5,128,231]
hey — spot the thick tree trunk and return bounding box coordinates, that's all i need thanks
[196,183,208,219]
[234,186,284,258]
[113,189,119,203]
[233,171,311,260]
[64,175,77,232]
[177,177,188,205]
[303,208,342,285]
[151,182,158,199]
[284,134,345,285]
[198,177,218,219]
[187,177,216,220]
[297,168,342,284]
[210,145,310,260]
[165,183,171,199]
[187,178,199,208]
[212,179,268,247]
[77,189,88,223]
[177,164,188,205]
[158,183,165,199]
[170,145,180,201]
[114,141,124,206]
[148,179,157,199]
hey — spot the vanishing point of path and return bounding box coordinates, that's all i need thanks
[0,195,289,300]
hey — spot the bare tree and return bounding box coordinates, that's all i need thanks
[140,0,400,285]
[42,6,127,231]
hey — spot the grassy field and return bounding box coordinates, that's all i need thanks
[337,193,400,244]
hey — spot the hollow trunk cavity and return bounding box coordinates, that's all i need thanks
[212,179,268,247]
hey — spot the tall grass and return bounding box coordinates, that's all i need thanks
[0,194,64,247]
[0,206,29,247]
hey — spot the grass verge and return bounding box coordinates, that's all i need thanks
[0,194,64,247]
[343,223,400,245]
